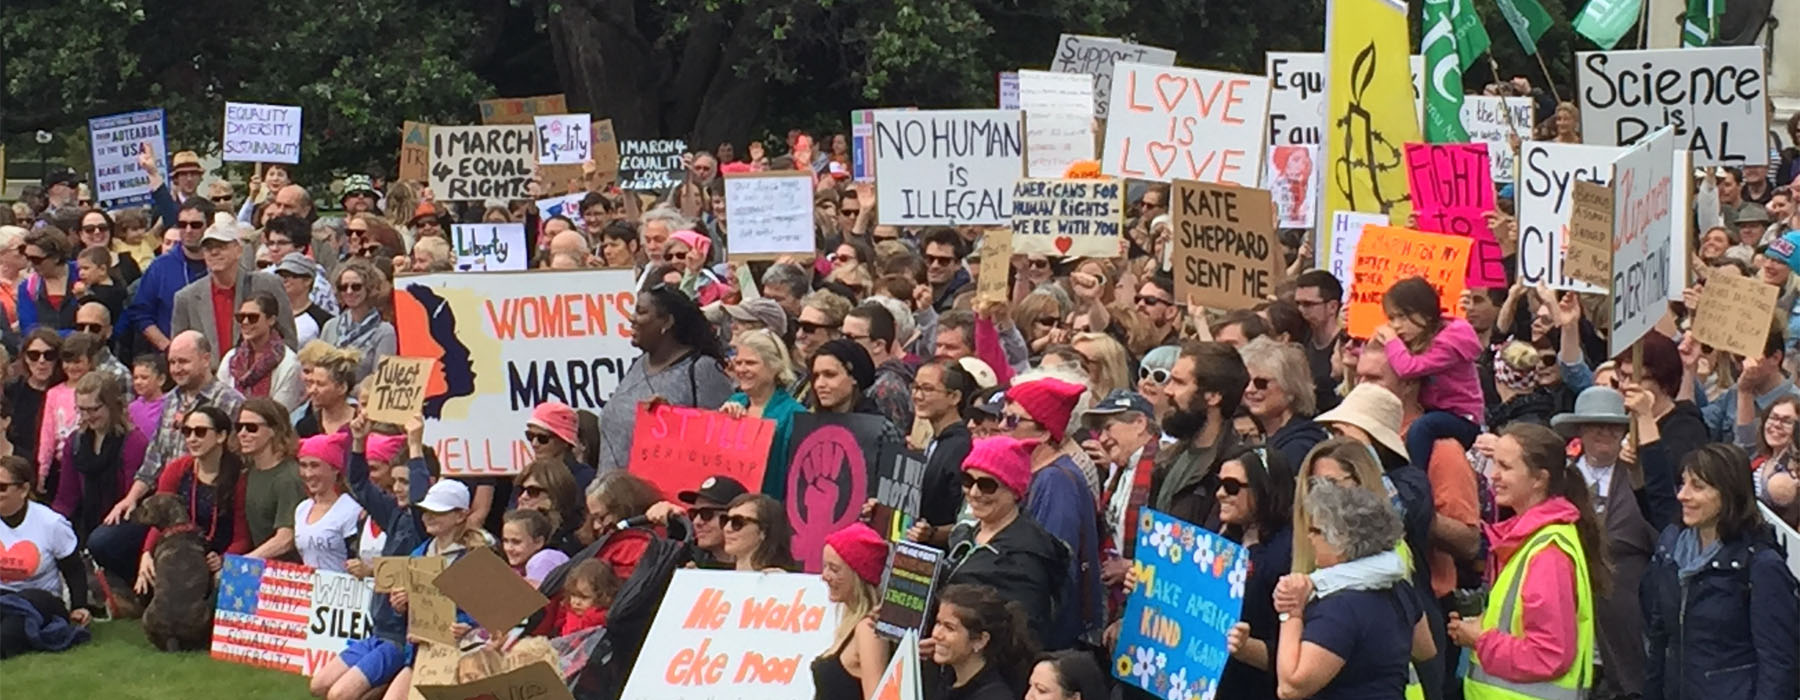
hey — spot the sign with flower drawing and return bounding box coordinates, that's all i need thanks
[1112,508,1247,700]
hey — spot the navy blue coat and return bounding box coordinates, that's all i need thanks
[1641,525,1800,700]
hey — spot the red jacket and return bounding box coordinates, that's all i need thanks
[142,455,251,556]
[529,528,651,637]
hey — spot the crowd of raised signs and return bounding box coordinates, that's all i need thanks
[5,43,1800,700]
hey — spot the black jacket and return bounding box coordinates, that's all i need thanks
[926,662,1016,700]
[1642,526,1799,700]
[920,423,972,526]
[1268,417,1327,473]
[1487,389,1557,431]
[942,513,1068,640]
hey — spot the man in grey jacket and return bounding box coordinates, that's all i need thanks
[171,220,296,357]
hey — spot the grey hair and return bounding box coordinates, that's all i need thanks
[761,263,810,295]
[640,205,694,233]
[867,295,916,347]
[1305,481,1402,562]
[1239,336,1317,416]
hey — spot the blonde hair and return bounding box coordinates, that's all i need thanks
[828,562,880,654]
[1292,437,1394,573]
[457,646,505,683]
[1013,290,1064,329]
[733,329,797,387]
[1497,340,1539,373]
[1072,332,1132,397]
[298,340,363,390]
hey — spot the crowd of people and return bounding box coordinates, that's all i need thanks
[0,105,1797,700]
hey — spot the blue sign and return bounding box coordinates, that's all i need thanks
[86,108,168,207]
[1112,509,1247,700]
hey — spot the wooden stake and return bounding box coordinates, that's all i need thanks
[1629,341,1645,453]
[1534,53,1562,104]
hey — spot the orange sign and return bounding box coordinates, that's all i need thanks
[1346,226,1471,338]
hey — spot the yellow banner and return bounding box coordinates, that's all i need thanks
[1325,0,1419,221]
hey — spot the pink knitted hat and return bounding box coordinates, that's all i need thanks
[961,436,1037,500]
[364,434,408,465]
[669,230,712,261]
[1007,377,1084,444]
[527,401,580,446]
[297,433,352,473]
[825,523,890,586]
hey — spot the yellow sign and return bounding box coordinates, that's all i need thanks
[1325,0,1419,225]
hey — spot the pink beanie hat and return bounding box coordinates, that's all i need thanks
[527,401,580,446]
[364,434,408,465]
[1007,377,1084,444]
[961,436,1038,500]
[669,230,712,261]
[298,433,352,473]
[825,523,890,586]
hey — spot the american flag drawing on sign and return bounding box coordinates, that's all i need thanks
[211,554,312,674]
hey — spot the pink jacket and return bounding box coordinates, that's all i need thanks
[36,383,77,484]
[1384,318,1486,425]
[1476,496,1582,682]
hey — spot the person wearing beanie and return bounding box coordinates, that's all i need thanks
[294,432,363,572]
[816,523,896,699]
[935,437,1068,651]
[526,400,595,490]
[1002,377,1105,651]
[811,338,881,415]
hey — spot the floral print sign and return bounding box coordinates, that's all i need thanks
[1112,508,1247,700]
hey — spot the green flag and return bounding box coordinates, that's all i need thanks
[1683,0,1721,45]
[1495,0,1556,54]
[1423,0,1471,142]
[1452,0,1492,70]
[1573,0,1642,49]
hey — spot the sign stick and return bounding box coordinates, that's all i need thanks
[1534,53,1563,103]
[1629,340,1644,454]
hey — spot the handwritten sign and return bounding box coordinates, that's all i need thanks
[1517,141,1624,293]
[1018,70,1095,178]
[534,114,592,166]
[1104,64,1270,187]
[873,110,1023,227]
[1405,143,1505,288]
[428,125,535,201]
[1576,47,1767,165]
[87,109,167,206]
[592,119,621,182]
[418,661,574,700]
[449,223,527,272]
[875,541,941,641]
[372,557,410,593]
[367,356,434,426]
[1009,178,1125,257]
[1325,211,1388,297]
[1266,144,1320,229]
[874,450,926,540]
[724,172,815,259]
[399,121,431,184]
[222,102,302,164]
[477,94,568,125]
[432,546,547,634]
[1608,127,1676,356]
[1172,180,1281,311]
[619,139,686,192]
[621,570,840,700]
[1266,52,1327,145]
[408,556,457,646]
[211,556,375,675]
[1051,34,1177,119]
[628,405,776,504]
[1692,273,1780,359]
[1460,96,1534,183]
[976,228,1012,305]
[1564,181,1615,288]
[1347,226,1472,338]
[997,72,1020,109]
[1112,509,1246,700]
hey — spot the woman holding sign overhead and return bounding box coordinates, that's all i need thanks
[217,292,302,410]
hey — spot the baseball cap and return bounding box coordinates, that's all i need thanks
[678,476,749,507]
[1085,389,1154,418]
[41,167,81,189]
[272,252,319,278]
[200,220,245,246]
[416,480,472,513]
[970,389,1007,418]
[724,298,788,337]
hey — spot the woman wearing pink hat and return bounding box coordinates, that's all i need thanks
[935,436,1066,653]
[524,400,595,490]
[662,230,733,305]
[812,523,894,700]
[294,432,363,572]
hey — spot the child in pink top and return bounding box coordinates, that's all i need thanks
[1377,277,1485,465]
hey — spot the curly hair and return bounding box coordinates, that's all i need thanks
[514,457,583,534]
[1305,480,1403,562]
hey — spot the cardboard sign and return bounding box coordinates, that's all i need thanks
[411,641,461,688]
[628,404,776,502]
[1171,180,1281,311]
[1607,127,1676,357]
[449,223,528,271]
[400,121,432,184]
[432,546,548,633]
[478,94,568,125]
[372,556,410,593]
[1112,509,1246,700]
[1405,143,1505,288]
[1692,273,1780,359]
[1347,226,1472,338]
[1517,141,1624,293]
[1103,64,1270,187]
[1460,96,1534,183]
[1325,211,1388,299]
[787,413,898,572]
[87,108,167,206]
[872,110,1023,227]
[1576,47,1767,165]
[367,356,434,426]
[976,228,1013,305]
[1564,181,1615,288]
[724,171,815,259]
[408,556,457,646]
[222,102,302,164]
[391,269,639,475]
[418,661,575,700]
[1018,70,1096,178]
[428,125,535,202]
[1051,34,1177,119]
[1266,144,1320,229]
[535,114,592,166]
[592,119,621,182]
[1009,178,1126,257]
[620,570,840,700]
[1325,0,1420,220]
[870,630,923,700]
[875,541,941,641]
[211,555,375,675]
[618,139,686,192]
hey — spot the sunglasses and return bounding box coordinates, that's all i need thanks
[180,425,216,438]
[1538,354,1558,368]
[924,254,957,267]
[236,422,265,434]
[961,473,1002,495]
[338,282,365,293]
[1135,295,1174,307]
[24,254,48,266]
[73,323,105,335]
[841,208,861,216]
[24,350,54,362]
[1027,259,1051,270]
[1248,377,1273,391]
[525,431,557,445]
[692,507,724,523]
[1139,367,1171,384]
[347,228,369,238]
[796,320,836,335]
[519,485,549,499]
[1216,477,1247,496]
[235,312,263,325]
[1001,413,1034,430]
[210,196,233,204]
[76,403,104,414]
[664,251,687,261]
[176,220,207,230]
[80,224,108,234]
[722,514,760,531]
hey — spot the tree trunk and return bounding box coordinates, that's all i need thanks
[546,0,666,139]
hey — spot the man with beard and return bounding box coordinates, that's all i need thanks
[1149,341,1247,529]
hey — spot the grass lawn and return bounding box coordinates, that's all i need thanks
[1,621,313,699]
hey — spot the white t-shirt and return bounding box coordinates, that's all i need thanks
[0,502,78,595]
[294,496,364,573]
[357,515,387,564]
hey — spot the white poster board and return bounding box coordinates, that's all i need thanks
[1460,96,1535,183]
[1103,63,1270,187]
[1050,34,1177,119]
[1517,141,1624,294]
[997,72,1020,110]
[1018,70,1096,178]
[1576,46,1767,166]
[724,172,815,258]
[534,193,586,230]
[1326,211,1388,298]
[222,102,302,164]
[872,109,1023,227]
[534,114,592,165]
[1607,127,1676,357]
[87,108,167,206]
[449,223,529,272]
[429,125,536,201]
[621,570,839,700]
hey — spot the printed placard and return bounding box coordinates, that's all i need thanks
[1171,180,1281,311]
[222,102,302,164]
[875,541,942,641]
[87,109,167,206]
[477,94,568,125]
[1009,178,1126,257]
[1576,47,1767,165]
[1608,127,1676,357]
[976,228,1013,304]
[1564,181,1615,288]
[621,570,840,700]
[1692,273,1780,359]
[1325,211,1389,298]
[1112,509,1246,700]
[399,121,431,184]
[618,139,687,192]
[1347,226,1472,338]
[628,404,776,502]
[367,356,434,426]
[724,171,816,259]
[450,223,528,272]
[1104,64,1270,187]
[997,72,1020,110]
[1051,34,1178,119]
[211,555,375,676]
[1405,143,1505,288]
[786,413,900,573]
[1517,141,1624,293]
[1266,144,1320,229]
[872,110,1023,227]
[851,110,877,182]
[1460,96,1534,183]
[1018,70,1096,178]
[874,450,927,540]
[428,125,536,201]
[534,114,592,166]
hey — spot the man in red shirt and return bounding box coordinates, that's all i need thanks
[169,220,296,357]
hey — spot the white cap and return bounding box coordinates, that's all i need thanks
[416,480,471,513]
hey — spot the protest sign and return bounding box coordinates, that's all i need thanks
[373,557,410,593]
[1459,96,1534,183]
[534,193,586,230]
[212,555,375,675]
[873,449,927,540]
[1051,34,1177,119]
[408,555,458,647]
[724,171,816,259]
[418,662,575,700]
[1564,181,1615,288]
[1266,52,1428,146]
[619,139,687,192]
[1347,227,1472,338]
[976,228,1013,305]
[592,119,621,181]
[392,269,638,475]
[535,114,592,166]
[629,404,776,501]
[1576,47,1766,165]
[428,125,535,201]
[1669,150,1693,301]
[399,121,431,184]
[1517,141,1624,293]
[1018,70,1095,178]
[432,546,548,634]
[851,110,877,182]
[222,102,302,164]
[1171,180,1281,311]
[786,413,899,572]
[870,630,923,700]
[872,110,1023,227]
[875,541,942,641]
[411,641,461,689]
[1009,178,1126,257]
[87,109,166,206]
[367,356,434,426]
[1325,211,1389,297]
[1405,143,1505,288]
[998,72,1020,110]
[1692,273,1780,359]
[478,94,568,125]
[1112,509,1246,700]
[1266,145,1320,229]
[1608,127,1676,357]
[1103,64,1270,187]
[1325,0,1420,221]
[621,570,839,700]
[449,223,529,271]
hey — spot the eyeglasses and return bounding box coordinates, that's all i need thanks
[1135,295,1174,307]
[24,350,54,363]
[180,426,216,438]
[338,282,365,293]
[1248,377,1273,391]
[525,431,557,445]
[519,485,549,498]
[176,220,207,230]
[1216,477,1247,496]
[664,251,687,262]
[961,473,1001,495]
[1769,415,1798,429]
[235,312,263,325]
[1296,298,1330,309]
[73,323,105,335]
[722,514,761,532]
[1001,413,1035,430]
[1027,259,1051,270]
[236,422,265,434]
[76,403,104,414]
[80,224,108,234]
[692,507,724,523]
[924,254,957,268]
[796,321,836,335]
[1139,367,1171,384]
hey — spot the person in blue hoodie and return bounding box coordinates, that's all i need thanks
[126,198,212,357]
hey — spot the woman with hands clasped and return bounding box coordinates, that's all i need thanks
[718,329,807,496]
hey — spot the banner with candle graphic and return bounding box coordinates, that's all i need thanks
[1112,509,1246,700]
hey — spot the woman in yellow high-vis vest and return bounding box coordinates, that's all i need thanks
[1448,424,1610,700]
